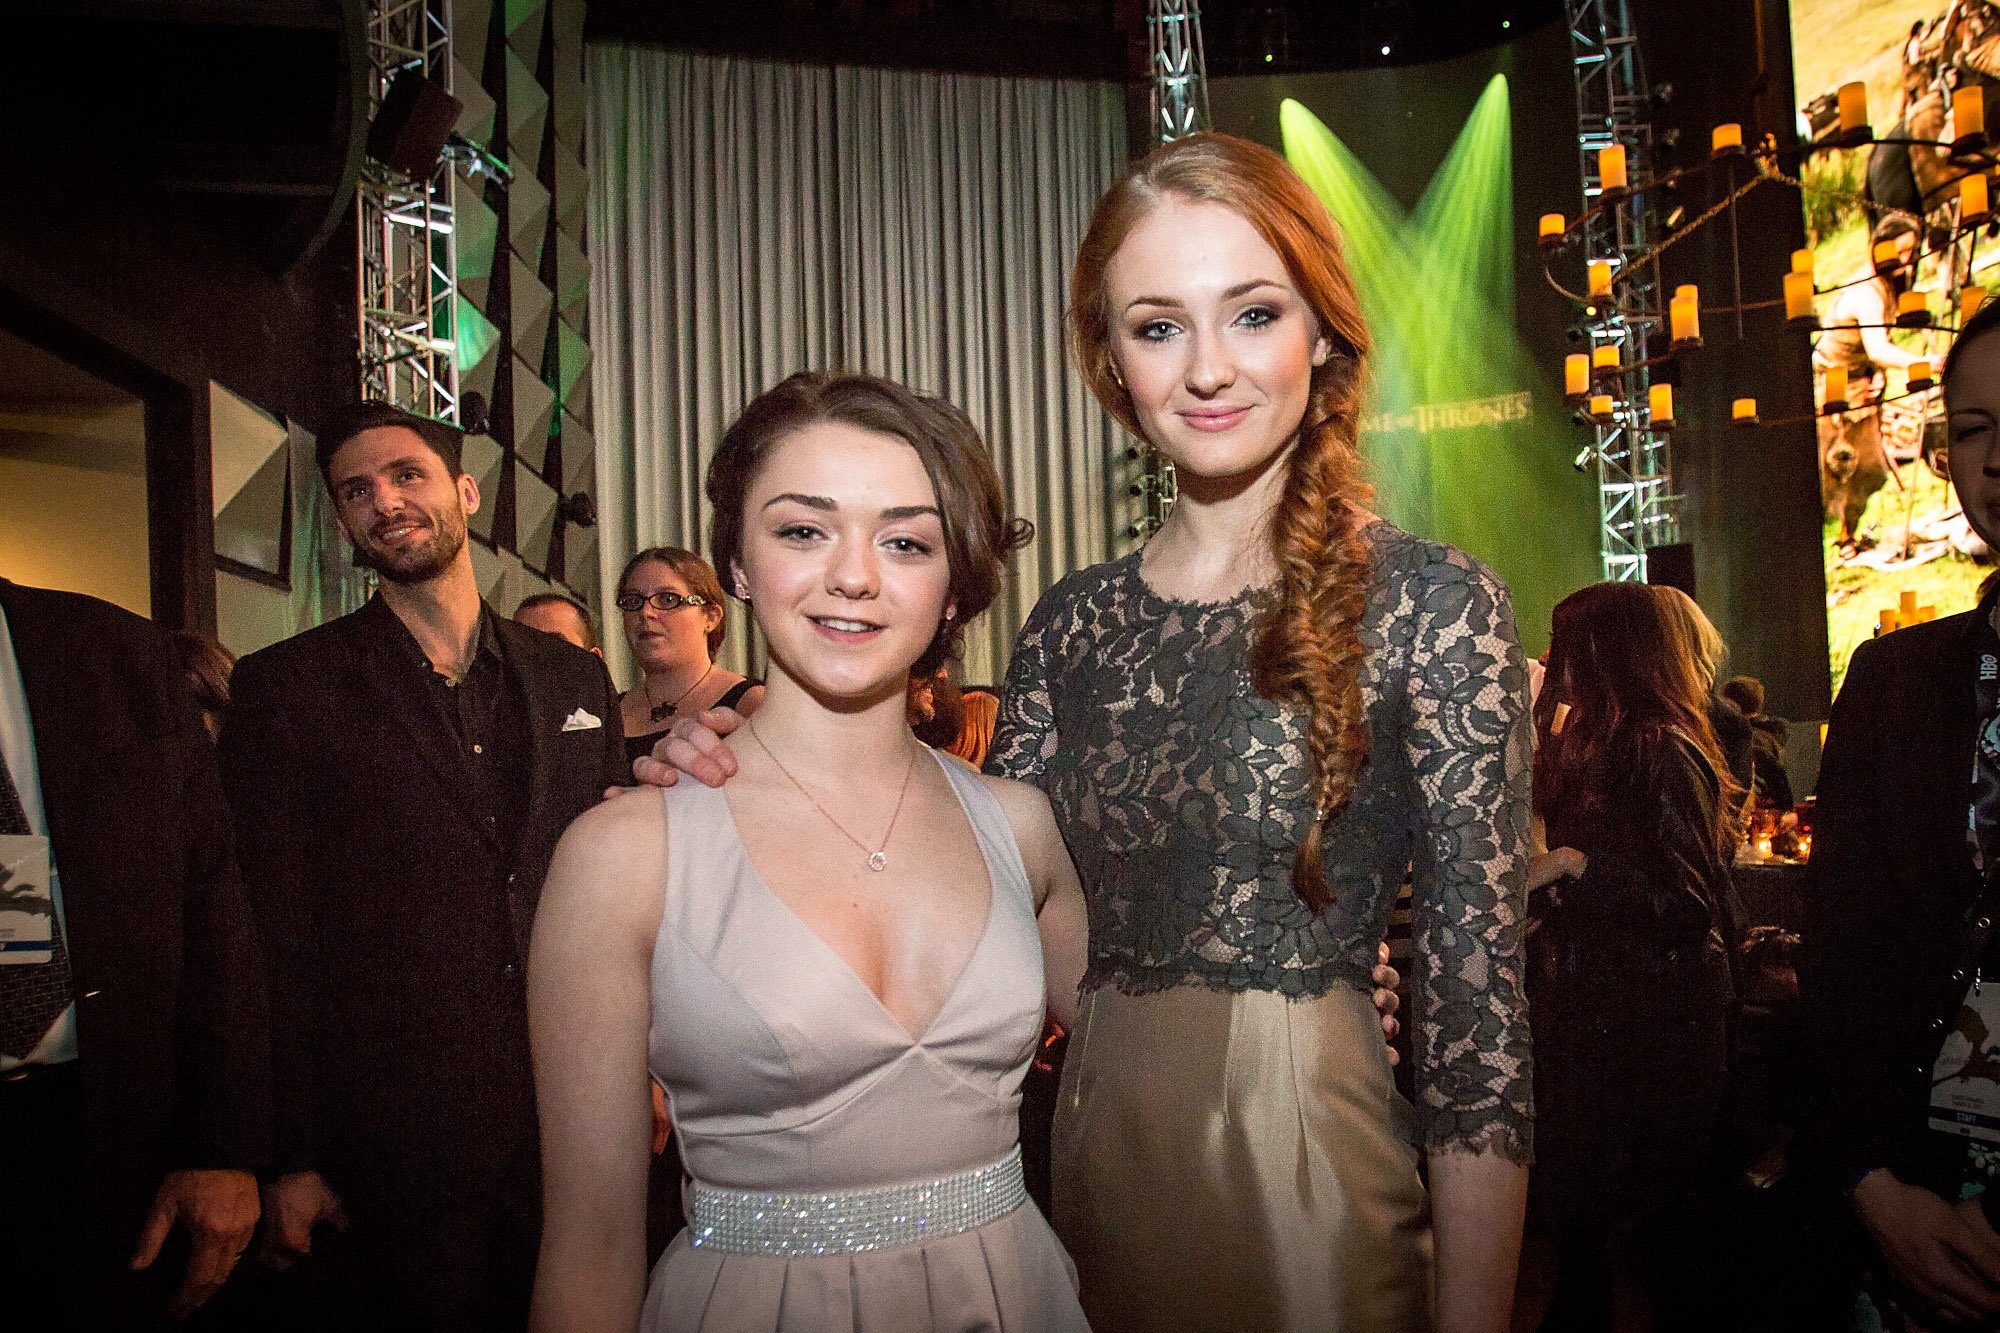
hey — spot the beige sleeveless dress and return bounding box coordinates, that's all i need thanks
[639,754,1088,1332]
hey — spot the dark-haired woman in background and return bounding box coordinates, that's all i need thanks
[171,631,237,739]
[615,548,761,765]
[1525,581,1741,1331]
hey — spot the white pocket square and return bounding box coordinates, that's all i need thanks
[560,707,603,732]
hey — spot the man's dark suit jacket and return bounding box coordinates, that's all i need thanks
[218,593,625,1324]
[1802,591,2000,1198]
[0,579,268,1258]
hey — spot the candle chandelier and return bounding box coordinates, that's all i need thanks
[1551,1,1993,581]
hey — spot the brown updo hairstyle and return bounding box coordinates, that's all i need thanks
[707,372,1034,678]
[1068,131,1374,911]
[617,546,728,655]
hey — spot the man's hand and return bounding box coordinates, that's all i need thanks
[130,1168,260,1320]
[1854,1169,2000,1325]
[1373,941,1402,1066]
[631,707,747,789]
[257,1170,348,1273]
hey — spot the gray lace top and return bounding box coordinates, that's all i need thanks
[988,520,1534,1161]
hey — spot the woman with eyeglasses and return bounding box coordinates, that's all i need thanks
[615,547,763,766]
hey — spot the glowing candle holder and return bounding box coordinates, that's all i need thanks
[1592,344,1620,379]
[1588,394,1616,423]
[1920,605,1938,622]
[1897,288,1933,328]
[1588,260,1614,299]
[1837,81,1872,146]
[1879,607,1900,635]
[1965,171,1991,225]
[1966,286,1988,324]
[1901,589,1919,622]
[1784,270,1817,328]
[1732,397,1759,425]
[1873,238,1905,272]
[1792,248,1815,276]
[1539,213,1566,249]
[1823,366,1850,412]
[1711,123,1744,157]
[1598,143,1628,196]
[1649,383,1675,428]
[1670,284,1701,349]
[1957,84,1988,153]
[1909,358,1935,392]
[1565,353,1590,403]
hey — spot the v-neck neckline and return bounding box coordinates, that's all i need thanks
[725,748,999,1047]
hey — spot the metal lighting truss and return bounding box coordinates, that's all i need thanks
[1569,0,1678,581]
[357,0,459,421]
[1128,0,1209,537]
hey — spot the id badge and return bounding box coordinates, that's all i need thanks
[1932,972,2000,1143]
[0,834,53,965]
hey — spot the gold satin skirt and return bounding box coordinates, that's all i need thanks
[1053,984,1434,1333]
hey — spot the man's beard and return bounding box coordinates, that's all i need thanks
[352,508,467,585]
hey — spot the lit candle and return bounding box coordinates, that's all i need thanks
[1599,143,1628,193]
[1589,260,1614,298]
[1874,239,1903,269]
[1784,270,1816,323]
[1540,213,1565,244]
[1565,353,1589,398]
[1919,605,1938,622]
[1592,344,1620,373]
[1910,358,1935,387]
[1958,84,1987,142]
[1792,248,1814,275]
[1967,286,1988,322]
[1898,288,1931,324]
[1879,607,1900,635]
[1901,589,1919,621]
[1649,383,1675,426]
[1732,397,1758,424]
[1965,170,1991,222]
[1838,81,1869,137]
[1824,365,1849,406]
[1588,393,1615,421]
[1711,123,1743,155]
[1670,286,1701,345]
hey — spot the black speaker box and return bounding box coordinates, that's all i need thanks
[1646,542,1697,598]
[365,71,463,181]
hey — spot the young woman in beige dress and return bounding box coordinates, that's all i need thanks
[526,373,1092,1332]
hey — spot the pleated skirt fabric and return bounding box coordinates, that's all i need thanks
[1052,984,1434,1333]
[640,1197,1085,1333]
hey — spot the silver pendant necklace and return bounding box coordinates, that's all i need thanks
[746,721,918,872]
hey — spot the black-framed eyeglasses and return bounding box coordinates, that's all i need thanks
[615,590,712,613]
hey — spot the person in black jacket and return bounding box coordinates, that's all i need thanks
[0,578,269,1330]
[1802,296,2000,1329]
[218,403,626,1331]
[1523,580,1742,1331]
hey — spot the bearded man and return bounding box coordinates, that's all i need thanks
[217,403,625,1330]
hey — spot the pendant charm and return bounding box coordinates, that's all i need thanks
[867,851,888,872]
[649,701,676,723]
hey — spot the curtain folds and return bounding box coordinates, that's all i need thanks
[586,44,1129,687]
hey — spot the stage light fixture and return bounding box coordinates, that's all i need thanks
[1574,446,1595,472]
[460,390,492,437]
[1381,45,1391,56]
[1502,20,1512,30]
[1650,82,1675,108]
[560,492,598,529]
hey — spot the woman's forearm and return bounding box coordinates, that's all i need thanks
[1430,1148,1529,1333]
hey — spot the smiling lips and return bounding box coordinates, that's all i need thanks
[809,614,885,641]
[372,515,429,546]
[1179,405,1252,432]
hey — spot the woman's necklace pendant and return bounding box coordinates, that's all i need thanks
[867,851,888,872]
[649,700,676,723]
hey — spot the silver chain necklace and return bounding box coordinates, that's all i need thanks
[746,721,919,872]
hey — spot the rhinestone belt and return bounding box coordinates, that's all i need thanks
[687,1145,1027,1257]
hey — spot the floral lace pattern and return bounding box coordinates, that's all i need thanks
[989,520,1534,1162]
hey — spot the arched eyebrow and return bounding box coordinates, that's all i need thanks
[1124,279,1289,313]
[761,493,940,523]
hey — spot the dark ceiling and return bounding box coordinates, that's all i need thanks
[586,0,1569,82]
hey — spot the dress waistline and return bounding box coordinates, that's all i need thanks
[687,1145,1026,1257]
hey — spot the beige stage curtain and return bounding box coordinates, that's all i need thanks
[585,43,1133,689]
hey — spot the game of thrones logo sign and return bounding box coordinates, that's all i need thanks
[1360,391,1536,437]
